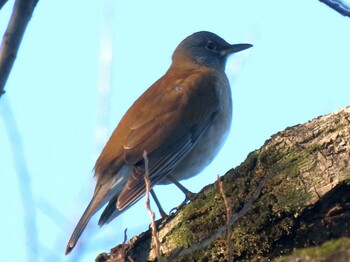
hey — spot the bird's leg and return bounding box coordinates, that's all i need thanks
[150,189,167,219]
[168,175,196,213]
[168,174,196,200]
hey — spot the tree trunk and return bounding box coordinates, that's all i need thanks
[96,105,350,261]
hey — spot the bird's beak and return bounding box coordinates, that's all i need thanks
[221,43,253,56]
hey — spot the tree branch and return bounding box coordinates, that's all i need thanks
[320,0,350,17]
[0,97,38,261]
[96,105,350,261]
[0,0,39,97]
[0,0,9,10]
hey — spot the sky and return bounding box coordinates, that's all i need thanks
[0,1,349,261]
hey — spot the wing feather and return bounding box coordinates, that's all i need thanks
[98,66,221,223]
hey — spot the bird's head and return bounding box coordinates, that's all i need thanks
[173,31,252,70]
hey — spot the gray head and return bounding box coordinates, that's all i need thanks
[173,31,252,70]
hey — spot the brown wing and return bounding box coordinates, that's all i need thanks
[98,66,221,225]
[116,66,220,210]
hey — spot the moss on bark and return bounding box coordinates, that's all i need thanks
[96,106,350,261]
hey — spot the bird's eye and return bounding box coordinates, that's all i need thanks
[205,41,217,51]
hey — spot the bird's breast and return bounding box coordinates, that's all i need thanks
[160,73,232,184]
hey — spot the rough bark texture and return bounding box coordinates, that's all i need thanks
[96,105,350,261]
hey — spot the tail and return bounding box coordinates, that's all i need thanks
[65,182,111,255]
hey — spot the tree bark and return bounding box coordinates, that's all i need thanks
[96,105,350,261]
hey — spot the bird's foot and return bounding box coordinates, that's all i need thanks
[169,191,197,214]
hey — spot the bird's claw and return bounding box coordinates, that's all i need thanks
[169,192,197,214]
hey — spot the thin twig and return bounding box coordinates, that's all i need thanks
[169,176,266,260]
[94,0,115,155]
[0,0,39,96]
[217,175,233,262]
[0,97,38,261]
[120,228,128,262]
[143,150,162,261]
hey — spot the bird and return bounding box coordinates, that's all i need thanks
[65,31,252,255]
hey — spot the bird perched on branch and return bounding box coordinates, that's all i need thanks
[66,31,252,254]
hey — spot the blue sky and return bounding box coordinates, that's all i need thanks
[1,1,349,261]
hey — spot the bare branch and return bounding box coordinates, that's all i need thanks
[0,97,38,261]
[217,175,233,262]
[94,0,115,154]
[0,0,9,10]
[97,106,350,261]
[119,228,128,262]
[320,0,350,17]
[143,151,162,261]
[0,0,39,97]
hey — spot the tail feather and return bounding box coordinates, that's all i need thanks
[65,182,111,255]
[98,193,135,226]
[98,194,120,226]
